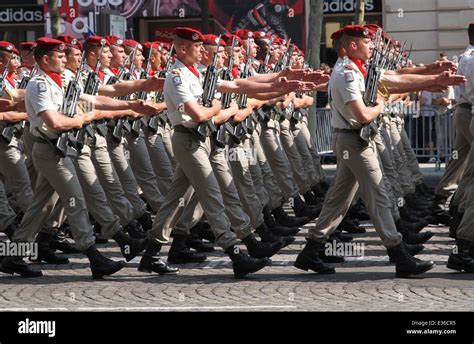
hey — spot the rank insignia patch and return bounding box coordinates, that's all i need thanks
[38,82,47,92]
[172,75,182,86]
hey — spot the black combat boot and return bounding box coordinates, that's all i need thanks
[93,222,108,244]
[138,241,179,275]
[84,245,126,279]
[255,223,295,247]
[399,206,430,223]
[320,238,345,263]
[113,230,147,262]
[431,195,448,213]
[348,202,370,221]
[1,256,43,277]
[396,219,434,245]
[50,232,82,254]
[189,221,215,243]
[225,245,269,278]
[405,193,431,211]
[446,239,474,273]
[270,205,309,227]
[430,194,452,225]
[397,218,428,233]
[387,243,435,277]
[124,220,147,239]
[242,233,283,259]
[168,234,207,264]
[303,190,323,206]
[137,212,153,231]
[294,239,336,274]
[263,206,300,236]
[388,242,424,263]
[311,182,327,198]
[331,230,353,243]
[337,216,366,234]
[186,233,215,252]
[30,232,69,264]
[292,196,321,220]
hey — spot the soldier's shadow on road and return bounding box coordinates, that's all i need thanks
[8,263,474,285]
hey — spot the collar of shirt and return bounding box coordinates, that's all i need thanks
[37,68,63,93]
[175,59,201,83]
[44,70,63,89]
[88,63,105,82]
[232,66,240,79]
[62,68,76,87]
[349,57,367,78]
[5,71,16,88]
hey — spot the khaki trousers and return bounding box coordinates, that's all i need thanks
[147,130,238,250]
[13,142,95,251]
[307,132,402,248]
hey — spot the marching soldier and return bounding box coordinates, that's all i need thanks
[139,27,306,278]
[82,35,151,237]
[446,47,474,271]
[121,39,165,214]
[0,38,123,278]
[55,34,147,262]
[19,42,40,186]
[294,25,435,277]
[141,41,174,196]
[101,35,153,231]
[0,37,157,278]
[0,42,33,215]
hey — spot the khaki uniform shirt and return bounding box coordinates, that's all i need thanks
[25,69,64,139]
[328,57,366,129]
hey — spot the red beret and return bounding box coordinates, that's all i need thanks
[330,29,344,41]
[105,35,124,48]
[85,36,109,47]
[124,39,143,51]
[56,35,83,51]
[234,29,253,40]
[342,25,374,39]
[35,37,65,52]
[19,42,36,51]
[222,34,242,47]
[274,37,287,45]
[202,34,226,47]
[364,24,382,33]
[0,41,17,54]
[174,27,203,42]
[143,41,161,51]
[253,31,271,40]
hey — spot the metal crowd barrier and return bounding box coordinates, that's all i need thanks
[312,105,455,171]
[313,108,334,155]
[404,107,455,170]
